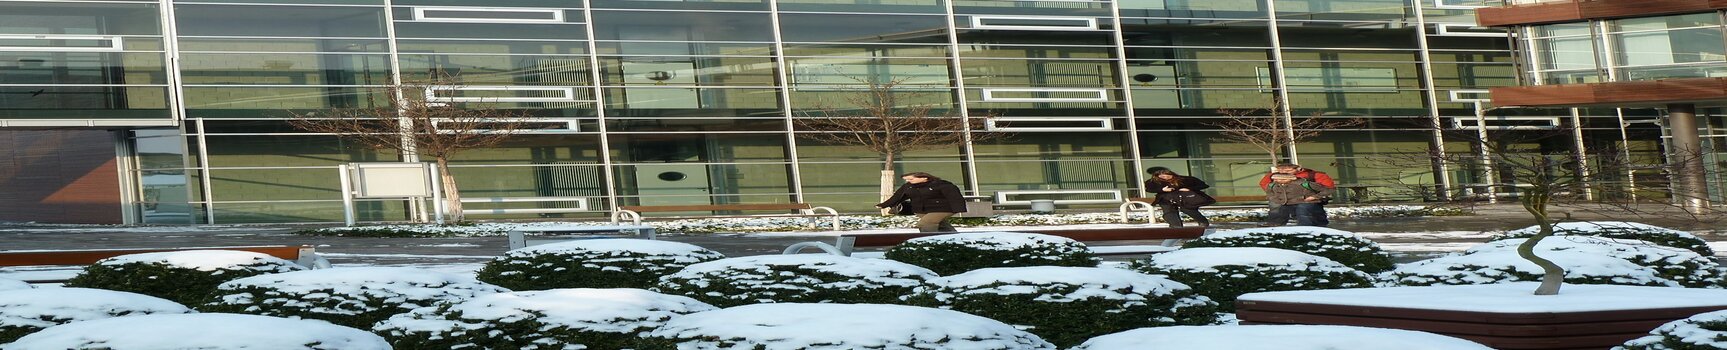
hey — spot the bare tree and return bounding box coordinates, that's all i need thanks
[794,78,1006,211]
[1210,102,1365,165]
[288,77,536,222]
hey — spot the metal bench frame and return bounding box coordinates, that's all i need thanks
[611,203,841,231]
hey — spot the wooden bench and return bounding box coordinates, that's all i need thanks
[782,226,1208,257]
[507,224,657,250]
[612,203,841,231]
[0,245,329,283]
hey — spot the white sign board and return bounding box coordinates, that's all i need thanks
[352,163,432,198]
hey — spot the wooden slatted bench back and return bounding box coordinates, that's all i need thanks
[620,203,813,213]
[0,245,310,267]
[1130,196,1265,204]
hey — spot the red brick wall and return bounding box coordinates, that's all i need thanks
[0,130,124,224]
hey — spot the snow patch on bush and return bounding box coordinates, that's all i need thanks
[1183,226,1396,273]
[1468,237,1725,288]
[1384,249,1678,287]
[1617,309,1727,350]
[8,313,389,350]
[202,266,509,329]
[1072,325,1492,350]
[886,231,1098,275]
[0,288,192,343]
[654,254,935,307]
[0,278,29,291]
[642,303,1056,350]
[375,288,715,349]
[1493,221,1713,256]
[1132,247,1375,308]
[477,239,723,290]
[910,266,1218,347]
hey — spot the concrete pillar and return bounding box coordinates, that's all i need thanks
[1666,103,1710,212]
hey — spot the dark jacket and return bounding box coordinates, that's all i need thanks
[878,179,967,214]
[1265,178,1335,206]
[1145,176,1211,206]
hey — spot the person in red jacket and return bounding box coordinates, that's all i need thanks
[1258,163,1335,226]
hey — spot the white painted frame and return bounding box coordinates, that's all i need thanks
[424,86,580,103]
[1435,23,1509,37]
[1451,116,1562,130]
[1448,89,1492,102]
[430,118,580,133]
[994,190,1124,205]
[980,88,1109,102]
[986,117,1113,131]
[0,34,124,52]
[969,16,1099,31]
[1433,0,1490,9]
[411,7,566,24]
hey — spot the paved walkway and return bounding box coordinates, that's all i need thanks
[2,203,1720,273]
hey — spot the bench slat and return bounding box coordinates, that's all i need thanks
[620,203,812,212]
[0,246,308,267]
[846,227,1207,248]
[1130,196,1265,204]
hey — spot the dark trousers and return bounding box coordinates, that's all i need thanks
[1265,203,1328,227]
[1157,204,1209,227]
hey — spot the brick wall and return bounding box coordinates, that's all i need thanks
[0,130,124,224]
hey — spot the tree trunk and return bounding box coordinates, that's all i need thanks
[436,157,464,222]
[1518,190,1564,295]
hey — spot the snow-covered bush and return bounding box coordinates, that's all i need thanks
[639,303,1056,349]
[1130,247,1375,308]
[1468,237,1725,288]
[907,266,1218,347]
[884,232,1098,275]
[476,239,723,291]
[652,254,936,307]
[63,250,306,306]
[1383,250,1678,287]
[200,266,509,329]
[1072,325,1493,350]
[1617,309,1727,350]
[0,288,192,343]
[7,313,389,350]
[1180,227,1396,273]
[375,288,715,350]
[0,278,29,291]
[1491,221,1714,256]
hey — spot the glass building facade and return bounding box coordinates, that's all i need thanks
[6,0,1681,224]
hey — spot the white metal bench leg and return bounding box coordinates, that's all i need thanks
[807,206,841,231]
[610,210,643,226]
[1118,202,1156,223]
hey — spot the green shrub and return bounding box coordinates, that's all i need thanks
[1182,227,1396,273]
[885,232,1098,275]
[652,254,936,308]
[639,303,1057,349]
[374,288,715,350]
[1468,237,1725,288]
[1383,249,1679,287]
[1131,247,1375,309]
[1491,221,1713,256]
[907,266,1218,348]
[476,239,723,291]
[200,266,509,329]
[64,250,305,306]
[1618,309,1727,350]
[0,288,192,343]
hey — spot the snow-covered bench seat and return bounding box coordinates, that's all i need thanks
[784,226,1208,257]
[612,203,840,231]
[0,245,328,283]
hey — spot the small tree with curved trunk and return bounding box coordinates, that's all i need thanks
[287,77,535,222]
[1210,102,1365,165]
[794,78,1006,212]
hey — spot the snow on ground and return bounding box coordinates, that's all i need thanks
[7,313,390,350]
[646,303,1057,350]
[1239,282,1727,313]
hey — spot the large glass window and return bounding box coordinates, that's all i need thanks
[175,5,386,38]
[1529,22,1602,84]
[1607,13,1727,80]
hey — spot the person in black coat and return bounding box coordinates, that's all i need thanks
[1144,169,1212,227]
[876,172,967,232]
